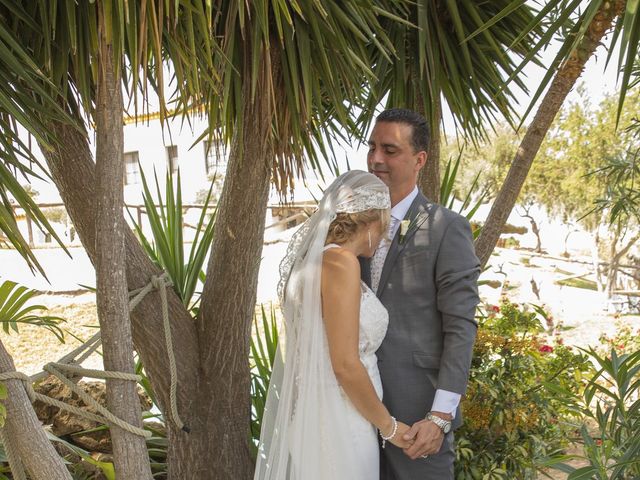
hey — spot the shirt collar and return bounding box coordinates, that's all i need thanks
[391,186,419,222]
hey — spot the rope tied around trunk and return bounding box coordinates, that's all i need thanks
[0,272,187,477]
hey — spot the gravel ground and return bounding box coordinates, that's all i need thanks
[2,292,103,375]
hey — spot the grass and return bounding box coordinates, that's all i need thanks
[555,277,598,291]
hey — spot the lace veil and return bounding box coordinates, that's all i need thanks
[254,170,390,480]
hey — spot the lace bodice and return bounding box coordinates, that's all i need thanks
[358,282,389,359]
[322,244,389,378]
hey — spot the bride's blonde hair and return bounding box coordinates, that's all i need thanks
[326,208,390,245]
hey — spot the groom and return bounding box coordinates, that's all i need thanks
[362,108,480,479]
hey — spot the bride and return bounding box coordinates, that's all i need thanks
[254,170,411,480]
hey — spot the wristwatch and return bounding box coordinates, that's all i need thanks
[426,413,451,434]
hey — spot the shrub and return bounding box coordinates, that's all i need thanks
[455,300,592,480]
[598,321,640,356]
[549,348,640,480]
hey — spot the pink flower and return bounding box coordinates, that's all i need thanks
[539,345,553,353]
[491,305,500,313]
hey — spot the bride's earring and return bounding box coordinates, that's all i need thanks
[368,230,372,249]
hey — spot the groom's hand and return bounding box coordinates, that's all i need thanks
[401,419,444,460]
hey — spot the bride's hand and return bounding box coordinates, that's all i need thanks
[389,421,413,449]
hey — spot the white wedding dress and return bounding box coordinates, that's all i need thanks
[254,171,392,480]
[300,244,390,479]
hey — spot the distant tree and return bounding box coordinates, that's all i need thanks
[475,0,636,267]
[528,88,640,298]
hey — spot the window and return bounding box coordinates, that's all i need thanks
[166,145,179,175]
[124,151,140,185]
[204,140,227,175]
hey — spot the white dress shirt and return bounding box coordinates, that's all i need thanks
[387,186,460,418]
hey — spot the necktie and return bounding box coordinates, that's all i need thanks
[371,217,398,293]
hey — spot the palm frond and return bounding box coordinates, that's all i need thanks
[0,279,65,341]
[360,0,542,144]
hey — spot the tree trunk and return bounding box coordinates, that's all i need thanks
[474,0,624,268]
[521,209,543,253]
[94,8,153,478]
[592,227,605,294]
[606,230,640,299]
[194,49,275,480]
[39,119,202,477]
[0,341,71,480]
[26,214,34,248]
[417,95,440,202]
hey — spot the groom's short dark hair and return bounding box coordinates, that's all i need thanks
[376,108,429,154]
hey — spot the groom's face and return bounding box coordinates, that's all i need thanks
[367,121,426,204]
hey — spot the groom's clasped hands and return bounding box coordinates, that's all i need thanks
[401,418,446,460]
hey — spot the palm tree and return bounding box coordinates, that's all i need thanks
[475,0,633,267]
[0,1,217,478]
[360,0,541,200]
[0,13,71,275]
[0,1,400,478]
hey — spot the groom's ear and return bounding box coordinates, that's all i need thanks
[415,151,427,171]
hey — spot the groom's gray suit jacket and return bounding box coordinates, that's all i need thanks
[361,192,480,477]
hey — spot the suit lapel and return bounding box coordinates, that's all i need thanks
[376,193,431,297]
[359,256,371,287]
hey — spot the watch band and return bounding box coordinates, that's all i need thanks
[426,412,451,434]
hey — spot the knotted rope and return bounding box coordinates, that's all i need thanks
[0,272,186,477]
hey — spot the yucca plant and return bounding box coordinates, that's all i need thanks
[249,304,280,457]
[439,151,486,232]
[0,279,64,340]
[548,348,640,479]
[128,168,216,312]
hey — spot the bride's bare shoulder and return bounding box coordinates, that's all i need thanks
[322,247,360,279]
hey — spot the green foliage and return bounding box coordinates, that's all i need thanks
[442,124,521,203]
[521,0,640,124]
[129,169,216,312]
[530,87,640,229]
[556,277,599,291]
[440,153,486,231]
[363,1,541,142]
[598,322,640,356]
[590,120,640,226]
[43,206,69,225]
[249,305,280,457]
[199,0,401,194]
[456,301,592,479]
[48,432,116,480]
[549,348,640,479]
[0,279,64,340]
[0,3,74,275]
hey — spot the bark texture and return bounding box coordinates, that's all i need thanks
[94,10,153,479]
[474,0,625,268]
[0,341,71,480]
[39,117,201,478]
[418,95,441,202]
[193,49,275,480]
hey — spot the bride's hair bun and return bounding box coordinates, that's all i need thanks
[327,209,388,244]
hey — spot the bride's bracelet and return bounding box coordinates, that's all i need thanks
[379,416,397,449]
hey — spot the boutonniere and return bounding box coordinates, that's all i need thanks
[399,213,427,244]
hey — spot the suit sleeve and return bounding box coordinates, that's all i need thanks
[434,215,480,395]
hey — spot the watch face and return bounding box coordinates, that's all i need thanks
[443,423,451,434]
